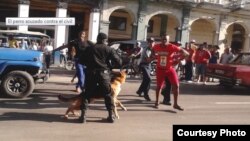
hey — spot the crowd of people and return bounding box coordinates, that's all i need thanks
[180,40,235,85]
[49,30,237,124]
[2,35,46,51]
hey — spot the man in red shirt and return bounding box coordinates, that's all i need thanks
[151,33,189,110]
[194,43,211,84]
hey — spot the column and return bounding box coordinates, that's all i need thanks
[131,22,137,40]
[180,8,191,45]
[137,12,147,40]
[136,0,148,40]
[160,15,168,35]
[88,8,100,42]
[175,27,182,42]
[243,34,250,52]
[54,2,68,65]
[218,19,228,53]
[18,0,30,31]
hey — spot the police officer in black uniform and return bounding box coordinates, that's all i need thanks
[79,32,122,123]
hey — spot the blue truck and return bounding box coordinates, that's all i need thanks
[0,47,49,98]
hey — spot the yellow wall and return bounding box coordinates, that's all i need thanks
[190,19,215,45]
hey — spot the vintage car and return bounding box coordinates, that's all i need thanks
[0,30,50,98]
[206,52,250,88]
[0,47,49,98]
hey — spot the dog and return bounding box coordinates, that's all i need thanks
[58,70,127,119]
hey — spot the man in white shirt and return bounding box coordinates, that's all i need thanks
[44,41,53,69]
[220,47,234,64]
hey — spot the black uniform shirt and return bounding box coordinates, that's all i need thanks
[85,43,122,70]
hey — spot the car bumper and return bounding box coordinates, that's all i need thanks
[34,68,50,81]
[206,73,241,84]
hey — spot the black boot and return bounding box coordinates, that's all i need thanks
[107,110,115,123]
[144,94,151,101]
[162,96,171,106]
[79,110,86,123]
[104,94,115,123]
[79,98,88,123]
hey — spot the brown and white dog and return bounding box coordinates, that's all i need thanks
[58,71,127,119]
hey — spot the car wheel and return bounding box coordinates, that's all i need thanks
[1,71,35,98]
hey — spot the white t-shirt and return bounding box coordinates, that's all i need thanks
[30,44,38,50]
[60,48,67,55]
[220,53,234,64]
[44,45,53,55]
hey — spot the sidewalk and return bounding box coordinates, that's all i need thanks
[47,65,75,82]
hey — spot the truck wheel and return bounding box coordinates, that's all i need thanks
[1,71,35,98]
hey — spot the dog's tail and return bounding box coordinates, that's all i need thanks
[58,94,82,102]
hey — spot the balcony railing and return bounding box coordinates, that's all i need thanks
[149,0,250,9]
[149,0,227,5]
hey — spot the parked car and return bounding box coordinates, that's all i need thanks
[0,47,49,98]
[206,52,250,88]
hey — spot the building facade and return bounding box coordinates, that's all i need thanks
[102,0,250,54]
[0,0,250,54]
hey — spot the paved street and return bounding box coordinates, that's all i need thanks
[0,67,250,141]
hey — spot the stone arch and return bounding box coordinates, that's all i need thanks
[104,6,136,41]
[224,21,249,53]
[103,6,136,22]
[145,11,181,41]
[224,21,249,34]
[145,11,181,25]
[189,18,217,45]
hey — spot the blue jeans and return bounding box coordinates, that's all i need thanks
[75,59,85,90]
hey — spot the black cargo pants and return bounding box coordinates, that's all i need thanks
[82,69,113,111]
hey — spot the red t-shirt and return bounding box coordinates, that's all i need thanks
[194,49,211,64]
[153,43,181,70]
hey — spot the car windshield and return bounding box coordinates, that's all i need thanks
[231,53,250,65]
[0,30,51,49]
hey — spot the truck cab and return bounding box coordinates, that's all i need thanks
[0,30,50,98]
